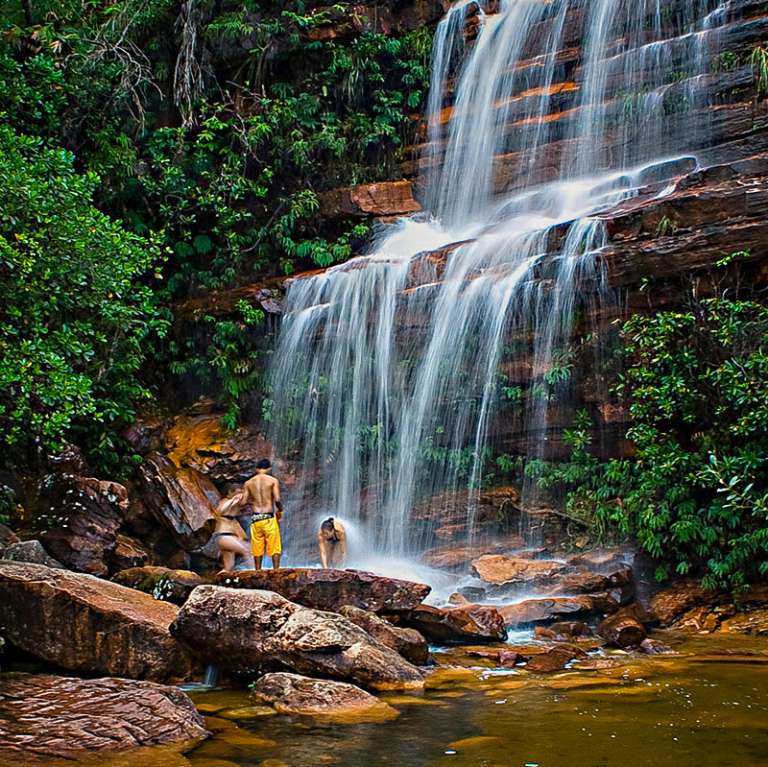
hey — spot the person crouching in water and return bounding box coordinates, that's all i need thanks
[318,517,347,569]
[243,458,283,569]
[213,490,254,572]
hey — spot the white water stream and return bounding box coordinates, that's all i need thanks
[268,0,741,559]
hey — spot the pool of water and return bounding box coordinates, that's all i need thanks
[166,633,768,767]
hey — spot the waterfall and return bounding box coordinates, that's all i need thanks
[269,0,740,557]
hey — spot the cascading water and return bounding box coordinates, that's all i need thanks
[268,0,742,560]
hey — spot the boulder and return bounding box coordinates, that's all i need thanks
[523,644,587,673]
[394,604,507,643]
[2,540,63,569]
[597,608,647,648]
[318,179,421,218]
[567,549,632,572]
[213,568,431,612]
[112,566,206,605]
[499,593,619,627]
[37,474,128,576]
[251,672,398,719]
[639,637,674,655]
[108,533,150,571]
[649,580,711,626]
[0,561,195,682]
[0,524,19,548]
[0,674,208,762]
[421,535,527,570]
[471,555,567,587]
[134,453,219,550]
[171,586,424,690]
[338,605,429,665]
[534,621,591,641]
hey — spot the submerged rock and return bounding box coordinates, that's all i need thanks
[0,561,195,682]
[523,643,587,673]
[171,586,424,690]
[213,568,431,612]
[0,673,208,762]
[339,605,429,664]
[112,565,205,605]
[1,540,63,569]
[251,672,399,719]
[394,604,507,643]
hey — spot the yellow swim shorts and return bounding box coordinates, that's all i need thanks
[251,516,282,557]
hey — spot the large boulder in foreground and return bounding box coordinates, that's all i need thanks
[338,605,429,664]
[0,561,195,682]
[0,674,208,762]
[251,672,398,720]
[214,568,431,612]
[171,586,424,690]
[394,604,507,643]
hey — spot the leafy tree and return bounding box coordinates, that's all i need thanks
[0,126,167,468]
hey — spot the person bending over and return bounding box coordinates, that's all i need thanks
[318,517,347,569]
[244,458,283,569]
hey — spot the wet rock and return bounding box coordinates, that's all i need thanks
[457,585,488,602]
[108,533,150,571]
[338,605,429,665]
[134,453,219,550]
[0,561,195,681]
[567,549,632,572]
[598,608,647,648]
[0,673,208,762]
[499,593,619,627]
[523,644,588,673]
[471,555,567,587]
[251,672,398,719]
[112,566,205,605]
[213,568,431,612]
[318,180,421,218]
[37,474,128,576]
[394,604,507,643]
[649,580,711,626]
[171,586,424,690]
[639,637,674,655]
[2,540,63,569]
[535,621,591,641]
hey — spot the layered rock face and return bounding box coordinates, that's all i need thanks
[0,561,195,682]
[0,674,208,762]
[171,585,425,690]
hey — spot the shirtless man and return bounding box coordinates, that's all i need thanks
[318,517,347,569]
[243,458,283,569]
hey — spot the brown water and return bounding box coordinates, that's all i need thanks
[61,633,768,767]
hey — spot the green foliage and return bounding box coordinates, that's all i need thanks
[531,298,768,590]
[751,45,768,98]
[0,126,166,467]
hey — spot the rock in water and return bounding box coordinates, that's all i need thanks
[499,594,619,627]
[0,674,208,762]
[251,672,399,719]
[171,586,424,690]
[338,605,429,664]
[471,555,568,587]
[395,604,507,643]
[0,561,195,682]
[598,608,648,648]
[213,568,431,612]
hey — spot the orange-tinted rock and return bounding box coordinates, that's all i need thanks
[499,593,619,627]
[471,554,567,586]
[567,549,633,572]
[523,643,587,673]
[395,603,507,643]
[171,586,424,691]
[535,621,591,641]
[251,672,398,718]
[213,568,431,613]
[421,535,526,570]
[649,580,711,626]
[319,180,421,218]
[0,561,195,682]
[0,674,208,762]
[112,566,206,605]
[109,533,150,571]
[135,453,218,550]
[598,608,647,648]
[38,474,128,576]
[338,605,429,665]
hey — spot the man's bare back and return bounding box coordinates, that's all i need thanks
[243,459,283,569]
[244,473,280,514]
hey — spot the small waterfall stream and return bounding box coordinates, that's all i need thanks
[268,0,741,558]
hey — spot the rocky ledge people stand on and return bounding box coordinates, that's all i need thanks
[243,458,284,570]
[318,517,347,569]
